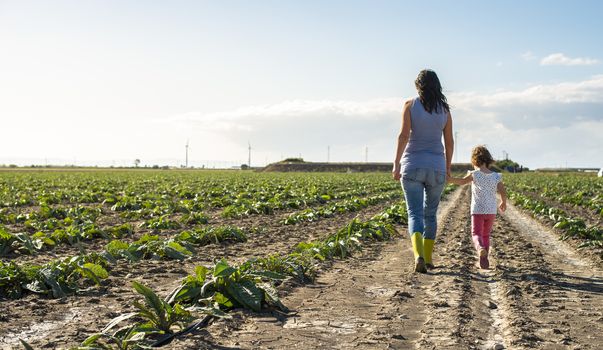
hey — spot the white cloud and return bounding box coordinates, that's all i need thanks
[157,75,603,168]
[540,53,599,66]
[161,98,404,132]
[452,75,603,107]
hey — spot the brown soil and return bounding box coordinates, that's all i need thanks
[0,198,399,349]
[2,187,602,350]
[169,187,603,350]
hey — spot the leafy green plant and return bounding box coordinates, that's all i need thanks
[2,253,109,299]
[75,324,144,350]
[165,260,287,313]
[180,212,209,225]
[110,223,134,238]
[131,281,194,335]
[175,226,247,245]
[140,215,180,231]
[106,240,142,263]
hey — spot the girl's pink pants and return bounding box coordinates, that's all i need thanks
[471,214,496,252]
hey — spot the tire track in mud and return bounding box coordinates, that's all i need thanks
[415,185,476,349]
[414,185,508,350]
[0,199,401,349]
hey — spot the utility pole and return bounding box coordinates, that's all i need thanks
[185,140,189,168]
[365,146,368,163]
[248,142,252,168]
[327,146,330,163]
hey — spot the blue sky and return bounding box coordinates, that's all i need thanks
[1,0,602,168]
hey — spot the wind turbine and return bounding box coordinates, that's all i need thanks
[185,140,190,168]
[248,141,252,168]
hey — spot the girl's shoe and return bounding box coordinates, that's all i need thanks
[478,248,489,269]
[415,257,427,273]
[426,263,435,270]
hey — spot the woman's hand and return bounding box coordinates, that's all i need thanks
[392,164,401,181]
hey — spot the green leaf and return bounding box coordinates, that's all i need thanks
[106,239,129,255]
[81,333,103,346]
[259,282,289,312]
[213,292,234,308]
[132,281,167,330]
[39,267,66,298]
[225,279,263,312]
[167,284,201,305]
[247,270,286,280]
[213,260,236,278]
[101,312,138,333]
[186,305,232,318]
[194,265,208,281]
[164,241,192,260]
[14,232,36,254]
[19,339,34,350]
[23,280,47,294]
[82,263,109,280]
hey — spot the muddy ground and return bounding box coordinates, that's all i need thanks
[1,187,602,349]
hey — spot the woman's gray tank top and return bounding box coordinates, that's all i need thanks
[400,97,448,174]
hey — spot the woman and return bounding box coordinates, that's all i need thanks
[392,69,454,273]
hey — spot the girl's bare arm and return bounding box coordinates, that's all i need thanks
[497,181,507,212]
[448,173,472,185]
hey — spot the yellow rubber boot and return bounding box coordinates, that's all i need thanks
[423,239,435,269]
[410,232,426,273]
[410,232,423,259]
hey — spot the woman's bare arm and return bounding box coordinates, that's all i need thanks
[392,100,412,180]
[443,111,454,178]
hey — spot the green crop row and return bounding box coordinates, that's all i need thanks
[0,225,249,299]
[0,171,400,212]
[505,172,603,217]
[58,203,408,349]
[282,191,402,225]
[510,192,602,247]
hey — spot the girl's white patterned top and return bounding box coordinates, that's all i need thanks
[471,170,502,214]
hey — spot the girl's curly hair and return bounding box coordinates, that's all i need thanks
[471,145,494,167]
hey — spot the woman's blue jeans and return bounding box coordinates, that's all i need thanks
[401,168,446,240]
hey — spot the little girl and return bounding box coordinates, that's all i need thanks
[447,145,507,269]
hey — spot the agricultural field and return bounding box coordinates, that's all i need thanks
[505,172,602,251]
[0,170,602,349]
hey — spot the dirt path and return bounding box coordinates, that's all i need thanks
[183,186,603,350]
